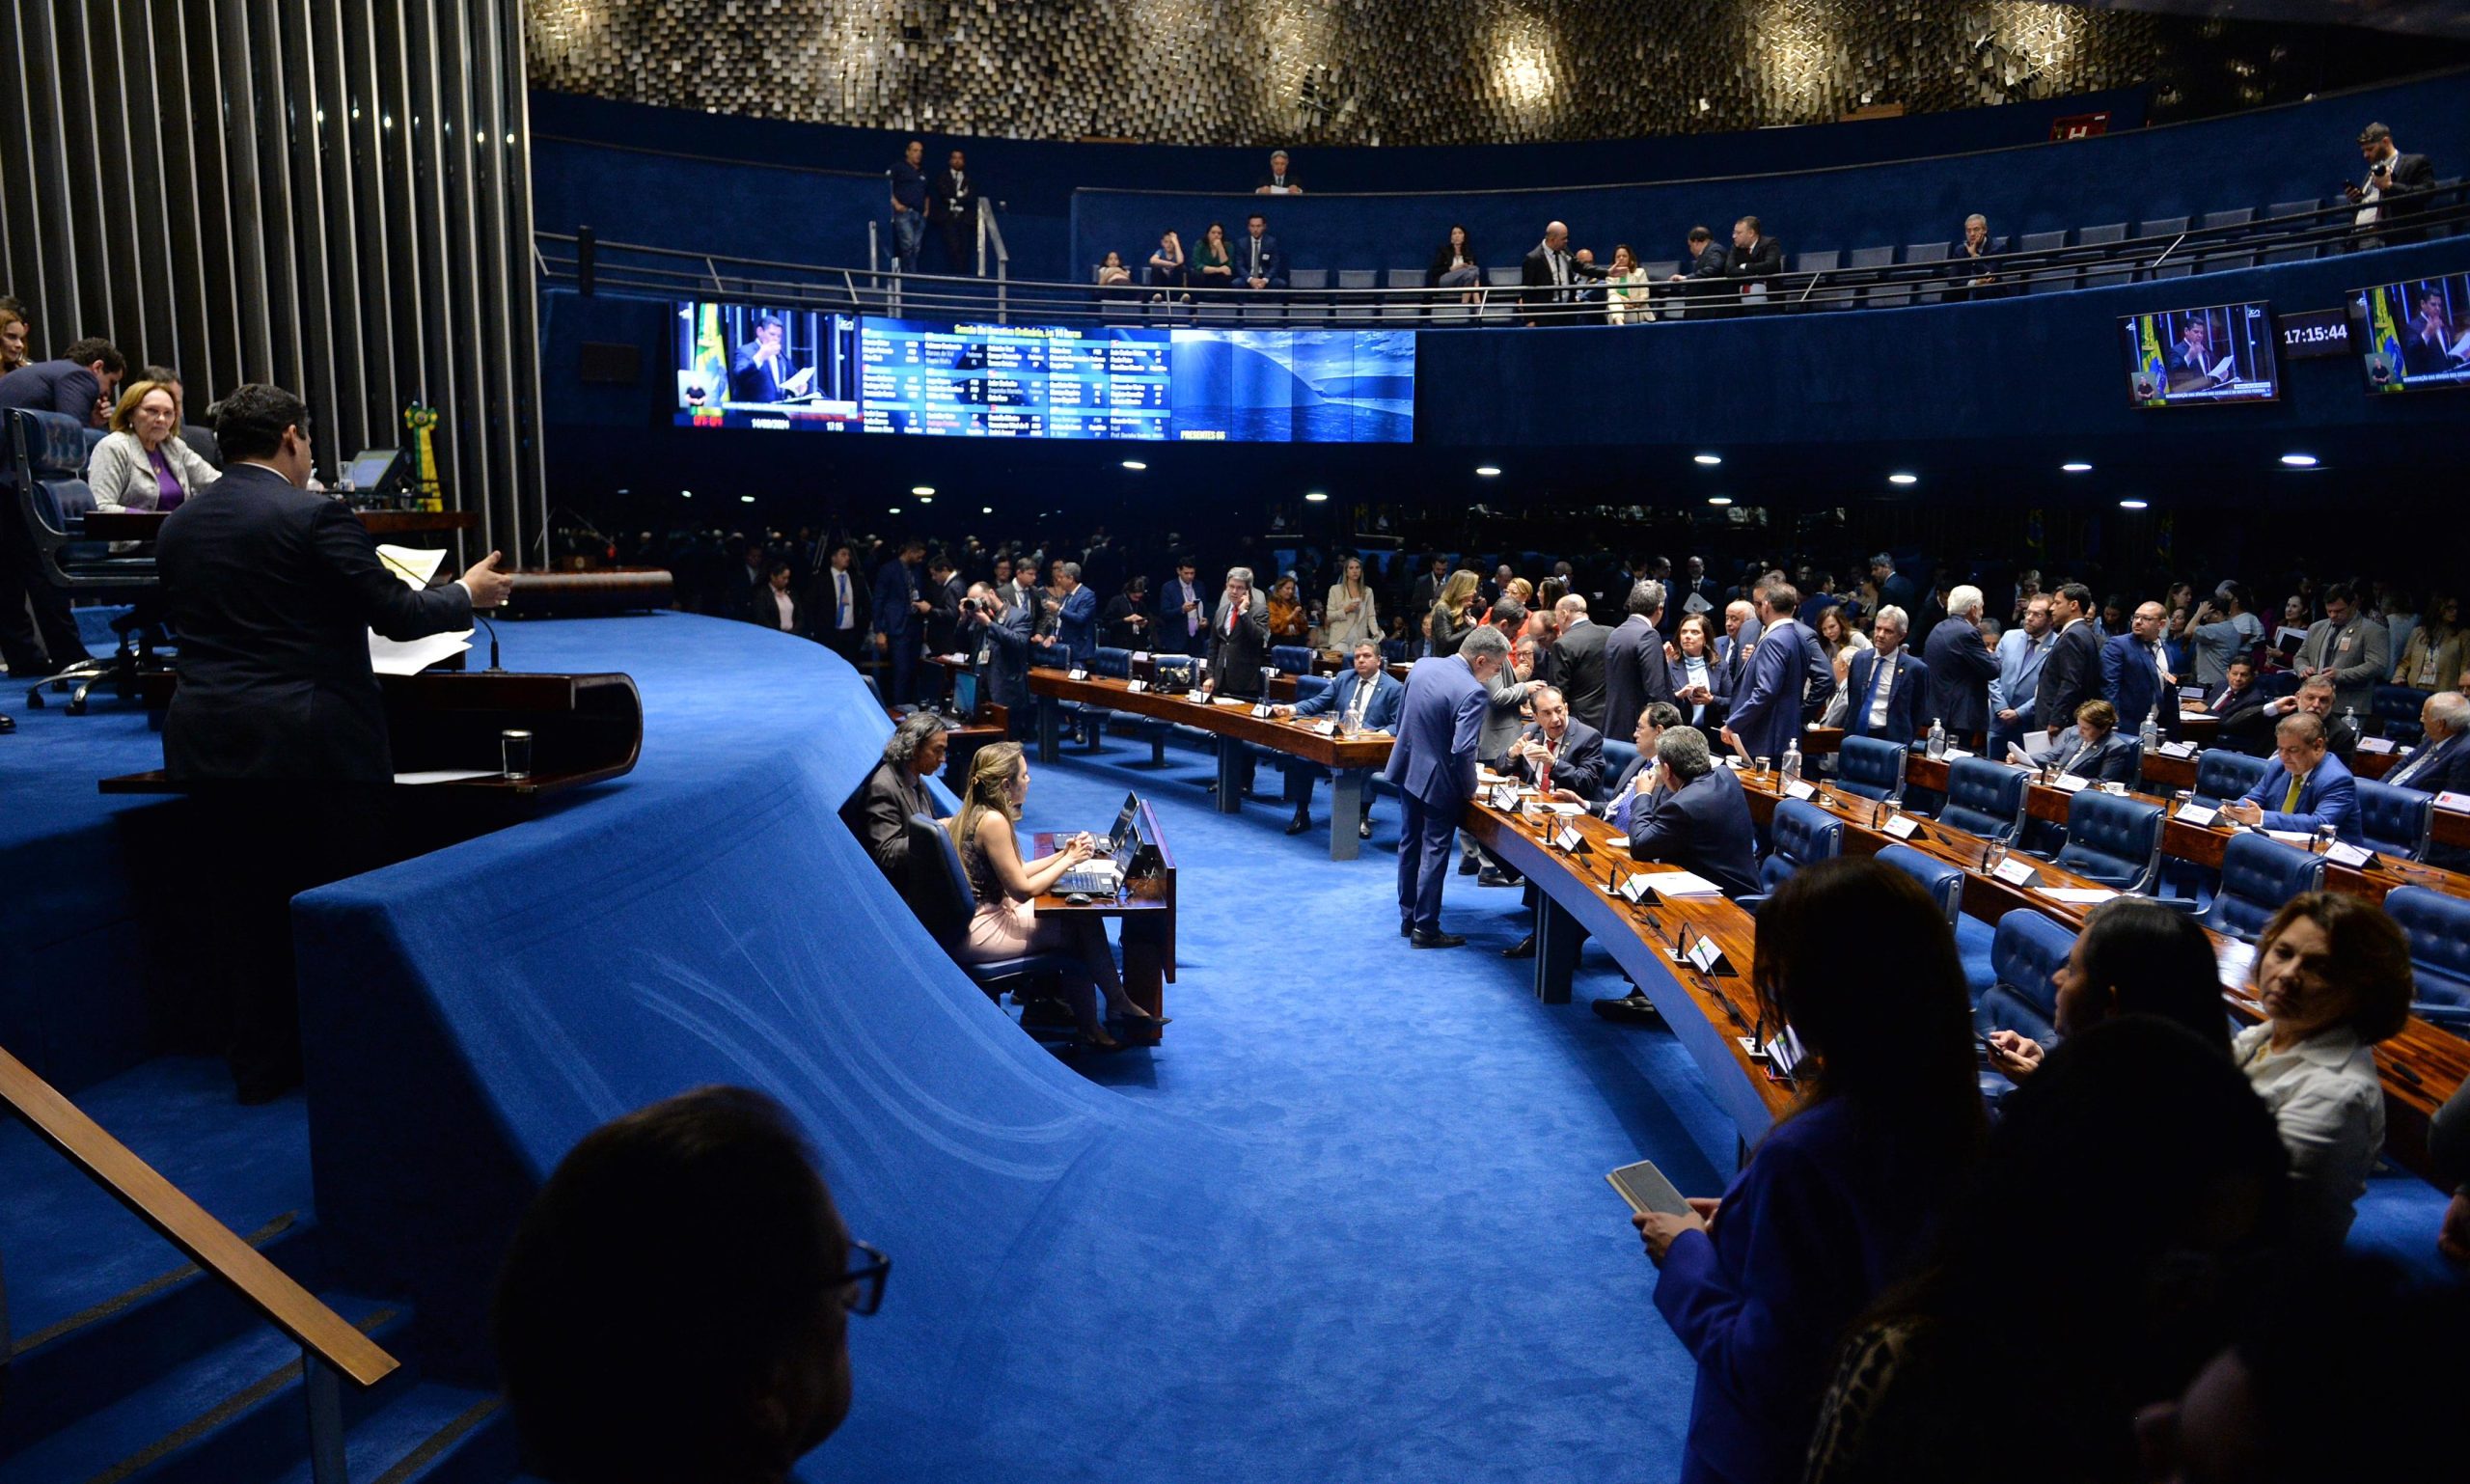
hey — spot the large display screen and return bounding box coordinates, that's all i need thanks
[2119,302,2280,408]
[2347,274,2470,394]
[672,303,1414,442]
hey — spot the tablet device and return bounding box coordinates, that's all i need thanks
[1606,1160,1693,1219]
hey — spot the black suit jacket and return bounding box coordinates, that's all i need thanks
[2034,620,2103,733]
[746,583,805,633]
[803,564,872,638]
[1921,616,1999,734]
[1507,719,1605,800]
[1726,236,1783,287]
[1549,619,1610,731]
[0,358,104,425]
[156,463,475,782]
[1602,615,1675,744]
[1521,243,1606,316]
[1627,769,1763,900]
[1206,593,1273,696]
[926,168,979,225]
[2206,682,2273,756]
[2372,151,2437,241]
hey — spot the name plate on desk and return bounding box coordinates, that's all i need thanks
[1131,651,1152,664]
[1125,678,1147,694]
[1882,814,1920,839]
[2177,803,2221,827]
[1991,857,2042,887]
[1490,783,1521,811]
[1553,822,1586,853]
[1312,720,1337,736]
[2178,684,2209,701]
[1250,702,1273,719]
[1067,668,1090,681]
[1615,873,1655,905]
[2323,841,2378,869]
[2439,790,2470,814]
[2156,740,2197,759]
[1784,780,1817,801]
[2357,736,2396,756]
[1682,928,1736,976]
[2048,774,2090,793]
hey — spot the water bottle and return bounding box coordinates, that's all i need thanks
[1781,740,1802,786]
[2341,704,2359,741]
[1926,716,1946,759]
[1986,837,2009,872]
[2139,707,2160,754]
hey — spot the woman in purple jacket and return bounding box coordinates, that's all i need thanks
[1634,858,1985,1483]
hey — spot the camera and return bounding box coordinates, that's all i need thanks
[2373,160,2391,177]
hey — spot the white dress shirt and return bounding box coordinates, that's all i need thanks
[2234,1020,2385,1245]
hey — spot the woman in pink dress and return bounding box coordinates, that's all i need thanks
[947,744,1163,1049]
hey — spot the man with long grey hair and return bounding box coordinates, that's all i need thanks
[840,711,949,883]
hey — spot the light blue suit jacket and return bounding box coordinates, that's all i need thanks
[1293,667,1404,732]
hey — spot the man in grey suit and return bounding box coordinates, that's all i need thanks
[1386,626,1506,948]
[1602,580,1677,746]
[2292,581,2389,719]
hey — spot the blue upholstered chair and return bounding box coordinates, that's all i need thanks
[1877,843,1962,926]
[1748,798,1843,902]
[2382,887,2470,1033]
[12,406,164,713]
[2355,780,2434,862]
[2198,833,2326,943]
[2372,684,2431,744]
[1976,909,2075,1039]
[909,813,1080,1012]
[1936,756,2028,841]
[1380,639,1411,665]
[2050,789,2164,893]
[2191,748,2268,807]
[1271,645,1315,675]
[1598,737,1638,806]
[1835,735,1907,804]
[1060,646,1132,748]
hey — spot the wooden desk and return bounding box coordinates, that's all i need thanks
[1030,798,1177,1046]
[1463,791,1791,1150]
[887,703,1008,789]
[1025,670,1393,861]
[79,508,477,542]
[1735,763,2469,1177]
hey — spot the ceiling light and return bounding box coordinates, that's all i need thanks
[887,506,902,514]
[2117,498,2148,510]
[981,506,994,514]
[916,494,932,504]
[738,494,755,504]
[1475,465,1501,477]
[1693,453,1722,466]
[1304,491,1329,503]
[1120,459,1147,471]
[1707,495,1734,507]
[910,484,936,495]
[2061,461,2093,473]
[1887,472,1918,485]
[678,489,693,499]
[2279,453,2318,468]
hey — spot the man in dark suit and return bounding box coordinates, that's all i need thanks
[1521,221,1607,325]
[2101,600,2182,739]
[1200,565,1273,700]
[1273,641,1405,835]
[2033,582,2102,739]
[1547,593,1609,732]
[1504,684,1605,803]
[1156,558,1210,657]
[1406,553,1450,622]
[1625,728,1762,899]
[1384,626,1504,948]
[747,560,805,634]
[2390,692,2470,869]
[1948,213,2004,302]
[956,583,1033,733]
[2192,657,2272,756]
[1922,586,1999,745]
[1252,150,1303,194]
[1663,225,1730,317]
[0,337,124,676]
[1724,215,1783,307]
[840,712,948,884]
[921,553,964,657]
[1040,560,1099,663]
[1842,608,1930,744]
[2402,289,2464,378]
[1675,557,1721,615]
[1602,580,1677,746]
[155,383,511,1099]
[1719,583,1835,769]
[2348,121,2437,248]
[927,149,981,274]
[806,542,870,665]
[727,315,811,403]
[871,539,931,703]
[1237,214,1284,291]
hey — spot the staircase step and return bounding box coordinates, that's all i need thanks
[257,1383,514,1484]
[0,1293,412,1484]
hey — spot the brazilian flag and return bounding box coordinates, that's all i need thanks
[2135,314,2170,406]
[696,304,728,395]
[2369,285,2407,390]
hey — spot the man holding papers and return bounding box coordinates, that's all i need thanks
[1623,728,1760,899]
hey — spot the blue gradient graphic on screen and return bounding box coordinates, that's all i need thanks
[671,302,1414,442]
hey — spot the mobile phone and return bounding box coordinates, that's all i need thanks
[1606,1160,1693,1219]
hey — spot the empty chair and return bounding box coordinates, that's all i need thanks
[1976,909,2076,1038]
[2372,683,2430,744]
[2015,229,2070,292]
[2139,215,2192,280]
[1846,245,1902,308]
[1483,264,1525,325]
[2199,206,2257,271]
[1285,267,1331,326]
[1904,240,1950,303]
[2192,748,2268,806]
[2382,887,2470,1031]
[2077,223,2129,289]
[2355,779,2434,861]
[1598,737,1639,807]
[1641,260,1680,282]
[1752,798,1844,897]
[1877,842,1963,926]
[1062,646,1133,748]
[2262,199,2321,264]
[1270,645,1314,675]
[1334,268,1379,327]
[1835,735,1908,804]
[2198,832,2326,943]
[1792,249,1843,274]
[1194,296,1237,325]
[2050,788,2164,892]
[1937,756,2029,840]
[1240,301,1282,328]
[1382,267,1424,323]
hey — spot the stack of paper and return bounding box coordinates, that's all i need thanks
[369,543,473,677]
[1644,870,1723,896]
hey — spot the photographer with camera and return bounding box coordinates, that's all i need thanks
[955,582,1034,736]
[2347,121,2435,249]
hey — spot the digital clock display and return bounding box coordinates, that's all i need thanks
[2277,308,2351,359]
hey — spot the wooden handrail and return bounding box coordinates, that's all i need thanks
[0,1043,398,1388]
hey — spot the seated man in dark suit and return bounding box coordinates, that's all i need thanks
[1624,726,1761,898]
[2258,674,2361,767]
[1598,702,1685,838]
[2022,700,2141,786]
[1948,213,2004,302]
[1272,641,1404,836]
[2189,657,2273,756]
[1236,214,1284,292]
[1505,684,1605,803]
[156,382,512,1099]
[840,712,948,885]
[1724,215,1783,306]
[2223,712,2360,842]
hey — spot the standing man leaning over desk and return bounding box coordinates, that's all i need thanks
[156,383,512,1099]
[1388,625,1507,949]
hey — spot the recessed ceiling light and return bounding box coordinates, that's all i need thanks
[1121,459,1147,471]
[1693,453,1722,466]
[916,494,932,503]
[1304,491,1329,503]
[738,494,755,504]
[981,506,994,514]
[1887,472,1918,485]
[1707,495,1734,507]
[887,506,902,514]
[678,489,693,500]
[1474,465,1501,477]
[2279,453,2318,468]
[2118,498,2149,510]
[2061,461,2093,473]
[911,484,936,495]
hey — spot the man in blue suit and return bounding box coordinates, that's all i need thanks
[871,538,931,703]
[2391,692,2470,869]
[1922,585,1999,745]
[2224,713,2360,841]
[1718,583,1835,769]
[1841,606,1930,744]
[1625,728,1762,899]
[1988,594,2053,760]
[1385,626,1506,948]
[1274,642,1404,835]
[2100,600,2182,739]
[1237,213,1284,290]
[1039,560,1099,663]
[1155,558,1210,657]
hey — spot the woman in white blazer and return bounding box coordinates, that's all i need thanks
[87,379,218,511]
[1324,555,1381,651]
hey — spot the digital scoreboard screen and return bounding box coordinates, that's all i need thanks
[673,303,1414,443]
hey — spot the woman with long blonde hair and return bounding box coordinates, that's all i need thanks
[946,744,1161,1048]
[1426,570,1480,657]
[1323,555,1380,651]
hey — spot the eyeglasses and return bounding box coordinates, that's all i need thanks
[838,1239,891,1316]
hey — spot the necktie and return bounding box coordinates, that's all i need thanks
[1224,602,1236,637]
[1185,584,1198,636]
[2283,771,2306,812]
[837,571,851,627]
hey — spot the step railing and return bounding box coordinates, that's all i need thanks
[0,1044,398,1483]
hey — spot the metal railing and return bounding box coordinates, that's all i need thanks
[538,186,2470,328]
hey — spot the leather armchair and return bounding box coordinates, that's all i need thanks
[2198,832,2327,943]
[2051,789,2165,893]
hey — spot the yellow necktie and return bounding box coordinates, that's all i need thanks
[2282,771,2304,812]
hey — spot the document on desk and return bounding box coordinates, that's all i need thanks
[2034,886,2120,906]
[1641,869,1723,896]
[393,768,502,784]
[369,542,473,675]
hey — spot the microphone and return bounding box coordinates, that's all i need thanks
[474,609,504,672]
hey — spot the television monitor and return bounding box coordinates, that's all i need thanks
[672,302,863,429]
[1107,791,1141,851]
[2120,302,2280,407]
[343,448,403,495]
[2347,273,2470,393]
[949,670,979,720]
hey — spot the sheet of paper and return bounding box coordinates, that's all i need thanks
[1543,802,1586,815]
[2264,829,2315,844]
[369,629,471,676]
[2215,939,2257,987]
[1646,870,1723,896]
[392,768,503,784]
[2034,886,2120,905]
[373,543,447,590]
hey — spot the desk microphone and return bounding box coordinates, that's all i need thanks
[474,609,504,672]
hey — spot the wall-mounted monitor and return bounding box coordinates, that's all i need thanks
[2347,274,2470,394]
[2120,301,2280,408]
[671,303,1413,442]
